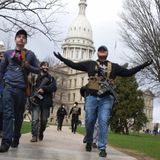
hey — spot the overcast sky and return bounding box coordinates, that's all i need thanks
[0,0,159,123]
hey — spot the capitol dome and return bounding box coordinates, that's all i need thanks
[62,0,95,61]
[66,15,93,40]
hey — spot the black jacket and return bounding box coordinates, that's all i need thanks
[34,73,57,107]
[59,58,147,79]
[59,57,149,97]
[57,106,67,118]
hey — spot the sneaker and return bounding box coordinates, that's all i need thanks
[85,142,92,152]
[92,143,97,148]
[0,144,10,152]
[30,136,37,142]
[39,133,44,141]
[99,149,107,157]
[11,139,19,148]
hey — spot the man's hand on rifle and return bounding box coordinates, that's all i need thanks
[37,88,44,94]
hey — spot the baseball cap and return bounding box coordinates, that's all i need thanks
[98,45,108,52]
[15,29,27,39]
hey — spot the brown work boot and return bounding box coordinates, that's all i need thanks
[30,136,37,142]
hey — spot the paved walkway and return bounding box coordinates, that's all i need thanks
[0,126,137,160]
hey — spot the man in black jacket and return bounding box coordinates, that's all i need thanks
[56,104,67,131]
[69,102,81,134]
[54,46,152,158]
[30,61,57,142]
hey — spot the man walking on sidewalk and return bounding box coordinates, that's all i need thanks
[69,102,81,134]
[0,29,39,152]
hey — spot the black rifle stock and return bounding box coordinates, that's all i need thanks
[30,77,49,105]
[98,68,119,103]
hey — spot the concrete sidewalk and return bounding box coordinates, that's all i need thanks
[0,126,137,160]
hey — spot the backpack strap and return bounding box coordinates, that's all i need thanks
[21,49,33,96]
[21,49,26,62]
[96,60,112,79]
[107,61,112,79]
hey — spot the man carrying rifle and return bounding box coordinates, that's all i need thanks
[54,45,152,158]
[30,61,57,142]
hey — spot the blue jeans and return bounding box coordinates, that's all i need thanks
[2,85,26,145]
[31,101,50,137]
[85,95,114,150]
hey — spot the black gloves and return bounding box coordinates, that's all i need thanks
[142,59,153,69]
[53,52,64,61]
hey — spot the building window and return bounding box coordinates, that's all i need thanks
[69,79,72,87]
[74,78,77,87]
[81,77,84,86]
[71,51,73,58]
[80,95,83,101]
[89,50,92,58]
[68,93,70,101]
[73,93,75,101]
[76,50,79,58]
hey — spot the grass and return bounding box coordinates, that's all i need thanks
[77,127,160,160]
[108,132,160,160]
[21,121,31,134]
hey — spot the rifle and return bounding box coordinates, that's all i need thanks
[30,77,49,105]
[98,68,119,103]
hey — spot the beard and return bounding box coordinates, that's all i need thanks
[41,68,48,74]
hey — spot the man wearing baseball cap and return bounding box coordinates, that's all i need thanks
[54,45,152,158]
[0,29,39,152]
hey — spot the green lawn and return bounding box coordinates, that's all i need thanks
[77,127,160,160]
[21,121,31,134]
[108,132,160,160]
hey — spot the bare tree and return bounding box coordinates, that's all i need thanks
[0,0,66,42]
[120,0,160,94]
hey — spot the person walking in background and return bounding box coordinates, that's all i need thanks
[69,102,81,134]
[0,50,5,138]
[54,46,152,158]
[56,104,67,131]
[30,61,57,142]
[0,29,39,152]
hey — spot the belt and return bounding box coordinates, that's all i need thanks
[86,90,111,98]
